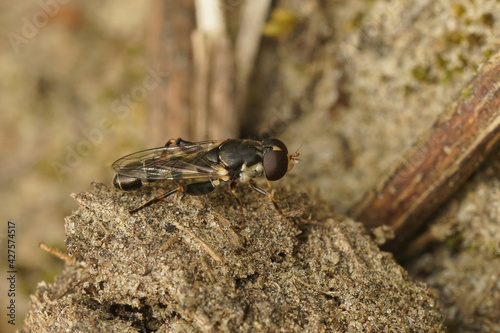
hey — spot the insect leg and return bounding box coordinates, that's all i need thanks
[248,179,286,218]
[230,181,245,216]
[266,179,273,192]
[129,186,182,214]
[129,181,217,214]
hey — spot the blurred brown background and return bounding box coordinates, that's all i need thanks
[1,2,151,331]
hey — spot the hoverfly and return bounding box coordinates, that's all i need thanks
[112,138,300,215]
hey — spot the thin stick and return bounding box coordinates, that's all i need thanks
[192,0,237,140]
[176,224,221,262]
[235,0,272,94]
[160,235,181,252]
[145,0,195,143]
[212,211,243,250]
[40,242,77,264]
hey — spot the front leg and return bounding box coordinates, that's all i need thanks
[230,181,247,227]
[249,179,286,219]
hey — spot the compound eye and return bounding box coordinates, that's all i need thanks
[264,150,289,181]
[262,138,288,154]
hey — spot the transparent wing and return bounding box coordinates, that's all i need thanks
[112,140,228,181]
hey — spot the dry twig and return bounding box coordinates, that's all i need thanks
[351,49,500,252]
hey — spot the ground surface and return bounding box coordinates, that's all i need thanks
[22,183,444,332]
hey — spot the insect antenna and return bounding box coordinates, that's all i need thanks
[290,144,302,164]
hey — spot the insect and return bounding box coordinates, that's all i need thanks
[112,138,300,215]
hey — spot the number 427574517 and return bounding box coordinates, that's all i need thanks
[7,221,16,270]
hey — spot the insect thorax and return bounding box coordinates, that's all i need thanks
[218,139,264,182]
[238,162,264,183]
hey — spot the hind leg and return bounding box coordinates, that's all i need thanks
[129,180,217,214]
